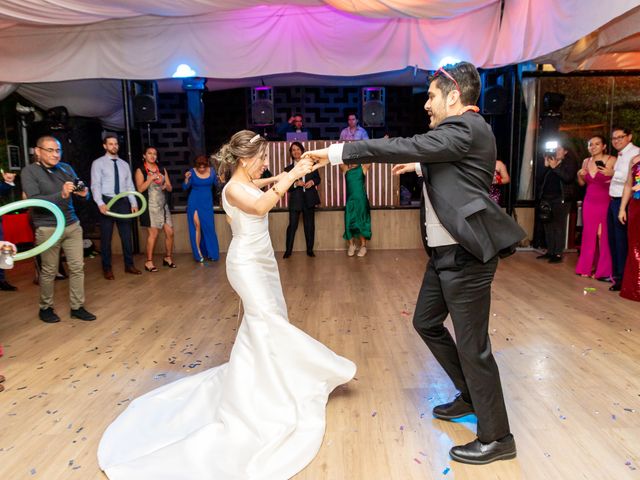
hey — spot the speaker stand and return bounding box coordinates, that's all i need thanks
[145,123,151,145]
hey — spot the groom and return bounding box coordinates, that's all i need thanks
[304,61,525,465]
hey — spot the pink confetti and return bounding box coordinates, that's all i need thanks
[371,411,377,417]
[401,310,411,316]
[413,458,422,464]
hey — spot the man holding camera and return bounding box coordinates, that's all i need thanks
[21,136,96,323]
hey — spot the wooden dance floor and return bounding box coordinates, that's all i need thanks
[1,250,639,479]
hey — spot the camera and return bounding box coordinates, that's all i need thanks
[73,178,86,192]
[544,140,558,155]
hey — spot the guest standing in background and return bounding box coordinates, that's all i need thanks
[283,142,321,258]
[608,127,640,291]
[0,170,17,291]
[91,135,141,280]
[340,163,371,257]
[618,154,640,302]
[276,113,313,140]
[183,155,219,263]
[575,135,615,280]
[339,113,369,141]
[134,146,176,272]
[536,140,578,263]
[488,160,510,205]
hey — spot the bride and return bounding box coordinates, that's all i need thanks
[98,130,356,479]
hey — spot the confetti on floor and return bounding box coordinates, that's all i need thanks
[371,411,377,417]
[413,458,422,464]
[443,466,451,474]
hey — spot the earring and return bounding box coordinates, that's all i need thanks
[242,162,247,168]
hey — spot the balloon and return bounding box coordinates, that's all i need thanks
[0,199,65,261]
[105,191,147,219]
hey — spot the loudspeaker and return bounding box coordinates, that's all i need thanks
[132,81,158,123]
[362,87,385,127]
[250,87,274,126]
[481,85,508,115]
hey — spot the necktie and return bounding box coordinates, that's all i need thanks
[113,159,120,195]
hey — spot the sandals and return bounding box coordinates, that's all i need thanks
[163,257,177,268]
[144,261,159,272]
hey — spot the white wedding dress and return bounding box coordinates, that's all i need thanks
[98,181,356,480]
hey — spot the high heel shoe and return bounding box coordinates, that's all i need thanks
[163,257,177,268]
[144,261,159,272]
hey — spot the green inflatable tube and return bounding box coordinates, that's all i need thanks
[105,191,148,219]
[0,199,65,261]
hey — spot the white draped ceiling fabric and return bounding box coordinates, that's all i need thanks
[0,0,639,127]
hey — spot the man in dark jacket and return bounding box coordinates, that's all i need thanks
[303,61,525,465]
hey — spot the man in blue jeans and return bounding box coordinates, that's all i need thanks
[608,127,639,291]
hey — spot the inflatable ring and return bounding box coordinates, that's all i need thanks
[0,199,65,261]
[105,191,148,219]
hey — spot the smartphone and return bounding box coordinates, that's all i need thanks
[595,160,605,168]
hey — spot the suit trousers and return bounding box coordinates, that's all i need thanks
[35,222,84,310]
[413,244,510,443]
[607,197,627,283]
[542,199,570,256]
[100,196,134,269]
[285,207,315,253]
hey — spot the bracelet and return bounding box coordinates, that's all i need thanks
[271,185,285,198]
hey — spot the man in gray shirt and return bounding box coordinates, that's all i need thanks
[21,136,96,323]
[90,135,141,280]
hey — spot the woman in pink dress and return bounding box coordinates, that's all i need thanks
[575,135,616,279]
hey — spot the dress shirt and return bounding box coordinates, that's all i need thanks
[339,126,369,141]
[91,154,137,207]
[416,163,458,247]
[610,142,640,197]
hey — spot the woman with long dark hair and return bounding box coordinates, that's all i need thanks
[134,146,175,271]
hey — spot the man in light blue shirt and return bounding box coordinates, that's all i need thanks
[339,113,369,141]
[90,135,141,279]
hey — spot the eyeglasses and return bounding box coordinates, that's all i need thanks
[612,134,628,141]
[433,67,461,93]
[37,146,61,154]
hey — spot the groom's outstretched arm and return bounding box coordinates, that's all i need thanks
[304,116,472,170]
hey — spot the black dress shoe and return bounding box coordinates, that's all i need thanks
[70,307,97,321]
[283,252,291,259]
[548,255,562,264]
[609,283,622,291]
[306,251,315,257]
[433,394,474,420]
[39,307,60,323]
[0,280,17,291]
[536,253,551,260]
[449,435,517,465]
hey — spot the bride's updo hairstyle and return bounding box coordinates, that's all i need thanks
[215,130,268,179]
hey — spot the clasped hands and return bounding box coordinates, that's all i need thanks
[300,148,415,176]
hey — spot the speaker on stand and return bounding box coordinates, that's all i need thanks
[250,87,274,137]
[132,80,158,145]
[362,87,385,132]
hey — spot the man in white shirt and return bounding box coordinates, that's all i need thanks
[339,114,369,141]
[608,127,640,291]
[91,135,141,280]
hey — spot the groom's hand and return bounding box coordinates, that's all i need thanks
[302,148,330,171]
[391,163,416,175]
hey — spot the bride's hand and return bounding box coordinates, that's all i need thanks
[302,148,329,171]
[290,158,314,179]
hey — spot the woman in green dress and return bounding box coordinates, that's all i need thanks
[341,163,371,256]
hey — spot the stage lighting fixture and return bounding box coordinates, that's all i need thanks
[172,64,196,78]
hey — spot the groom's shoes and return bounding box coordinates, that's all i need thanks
[433,394,474,420]
[449,435,517,465]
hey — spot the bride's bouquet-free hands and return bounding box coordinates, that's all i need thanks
[301,149,330,171]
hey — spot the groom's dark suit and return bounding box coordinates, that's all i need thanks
[340,111,525,443]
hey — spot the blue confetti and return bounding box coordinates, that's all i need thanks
[443,466,451,474]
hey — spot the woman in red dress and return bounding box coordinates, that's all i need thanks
[618,154,640,301]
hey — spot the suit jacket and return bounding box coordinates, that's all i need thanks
[342,112,526,263]
[284,163,321,210]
